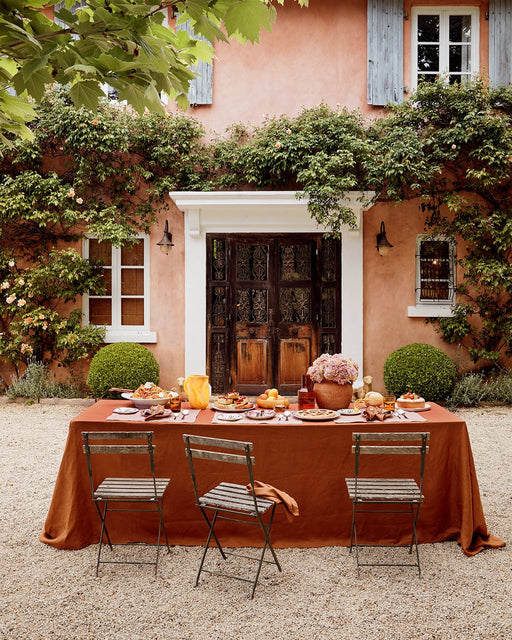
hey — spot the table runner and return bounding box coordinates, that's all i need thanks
[40,400,505,556]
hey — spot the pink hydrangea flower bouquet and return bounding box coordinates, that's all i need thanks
[307,353,359,386]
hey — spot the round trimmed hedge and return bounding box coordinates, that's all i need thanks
[87,342,160,398]
[383,343,456,401]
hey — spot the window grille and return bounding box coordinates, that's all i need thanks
[416,237,455,304]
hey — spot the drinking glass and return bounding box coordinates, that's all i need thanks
[384,394,395,412]
[274,399,287,414]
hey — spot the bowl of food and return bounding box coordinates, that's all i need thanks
[121,382,177,409]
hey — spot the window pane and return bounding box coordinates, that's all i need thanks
[121,239,144,266]
[418,74,438,84]
[121,298,144,325]
[418,45,439,72]
[121,268,144,295]
[89,298,112,325]
[90,267,112,296]
[418,15,439,42]
[89,239,112,265]
[449,15,471,43]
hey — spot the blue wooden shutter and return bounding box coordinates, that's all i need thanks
[177,20,213,105]
[367,0,403,105]
[489,0,512,87]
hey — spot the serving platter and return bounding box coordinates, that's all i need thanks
[211,403,254,412]
[398,403,431,412]
[294,408,338,422]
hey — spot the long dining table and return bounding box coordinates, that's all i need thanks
[40,400,505,556]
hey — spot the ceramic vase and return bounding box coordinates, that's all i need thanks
[313,381,353,410]
[184,374,210,409]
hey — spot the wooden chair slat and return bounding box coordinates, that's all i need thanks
[189,449,253,465]
[352,432,430,442]
[184,434,253,451]
[352,445,429,455]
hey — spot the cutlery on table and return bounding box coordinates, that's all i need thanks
[396,408,409,419]
[284,410,291,422]
[181,409,190,421]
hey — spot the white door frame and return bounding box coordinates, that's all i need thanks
[170,191,372,380]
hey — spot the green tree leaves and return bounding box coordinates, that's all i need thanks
[0,0,308,144]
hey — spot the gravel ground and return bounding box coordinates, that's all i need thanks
[0,402,510,640]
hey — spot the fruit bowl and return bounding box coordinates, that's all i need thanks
[121,392,177,409]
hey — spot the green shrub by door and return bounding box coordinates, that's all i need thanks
[383,343,456,401]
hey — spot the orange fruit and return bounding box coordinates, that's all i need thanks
[268,388,279,398]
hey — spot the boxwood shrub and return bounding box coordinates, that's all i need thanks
[383,343,456,401]
[87,342,160,398]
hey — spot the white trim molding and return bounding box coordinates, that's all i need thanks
[170,190,374,378]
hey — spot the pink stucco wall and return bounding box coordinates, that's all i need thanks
[363,202,468,393]
[173,0,381,136]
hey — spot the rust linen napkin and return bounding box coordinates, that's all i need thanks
[246,480,299,523]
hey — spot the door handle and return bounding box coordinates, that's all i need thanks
[249,328,255,336]
[292,327,298,335]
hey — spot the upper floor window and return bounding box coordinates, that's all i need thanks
[83,236,156,343]
[408,235,456,317]
[411,7,479,90]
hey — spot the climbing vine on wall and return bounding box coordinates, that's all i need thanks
[2,80,512,384]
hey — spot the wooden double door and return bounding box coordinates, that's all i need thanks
[206,234,341,395]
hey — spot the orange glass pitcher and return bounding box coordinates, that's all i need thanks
[184,374,210,409]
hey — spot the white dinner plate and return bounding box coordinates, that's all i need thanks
[216,413,243,421]
[113,407,139,415]
[338,408,361,416]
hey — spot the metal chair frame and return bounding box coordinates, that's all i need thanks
[346,431,430,577]
[183,434,281,598]
[82,431,171,576]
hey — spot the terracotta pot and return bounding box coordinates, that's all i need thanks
[314,381,353,410]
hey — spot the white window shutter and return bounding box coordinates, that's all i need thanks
[176,20,213,105]
[489,0,512,87]
[367,0,404,105]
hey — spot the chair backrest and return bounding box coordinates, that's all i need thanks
[183,434,257,506]
[352,432,430,494]
[82,431,158,498]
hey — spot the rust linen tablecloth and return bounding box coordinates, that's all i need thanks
[40,400,505,555]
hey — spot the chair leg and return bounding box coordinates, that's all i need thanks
[349,502,356,553]
[95,501,111,576]
[198,507,227,559]
[196,510,224,587]
[245,505,281,599]
[353,511,361,578]
[409,503,422,577]
[158,497,172,554]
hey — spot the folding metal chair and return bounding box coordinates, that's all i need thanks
[183,434,282,598]
[345,431,430,577]
[82,431,171,576]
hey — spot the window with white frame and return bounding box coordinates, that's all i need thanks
[83,236,156,342]
[408,235,456,317]
[411,7,479,90]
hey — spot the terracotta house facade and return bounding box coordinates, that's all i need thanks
[78,0,512,394]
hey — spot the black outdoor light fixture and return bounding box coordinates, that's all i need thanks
[376,221,393,256]
[156,220,174,255]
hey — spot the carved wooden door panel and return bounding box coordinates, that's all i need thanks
[207,234,340,395]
